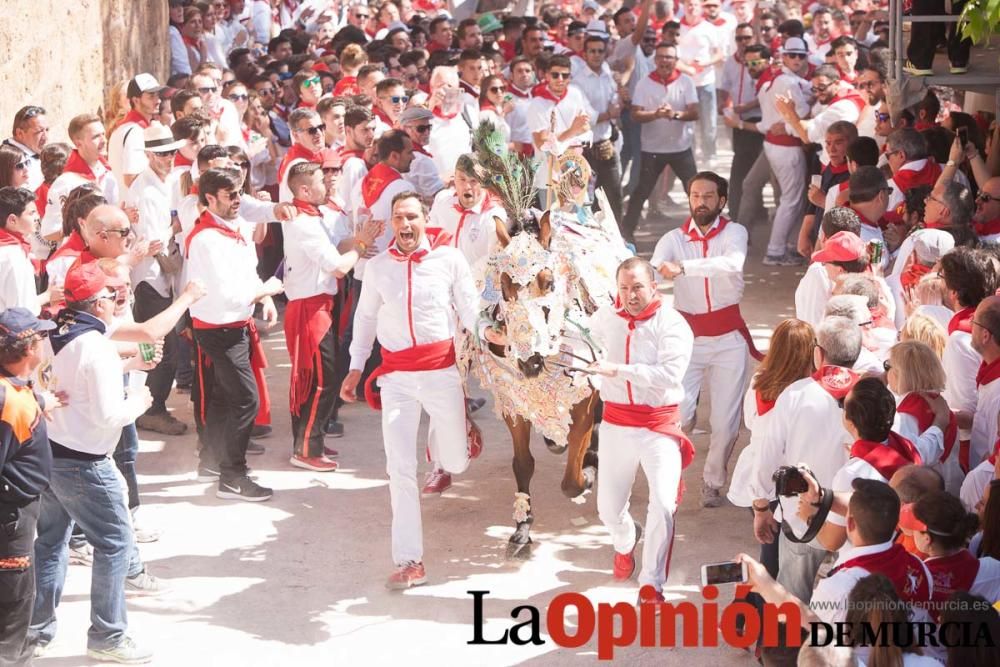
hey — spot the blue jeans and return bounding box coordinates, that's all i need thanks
[696,84,718,158]
[30,456,134,650]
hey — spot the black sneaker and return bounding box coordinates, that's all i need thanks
[325,420,345,438]
[196,465,221,482]
[247,439,265,455]
[251,424,272,438]
[217,476,273,502]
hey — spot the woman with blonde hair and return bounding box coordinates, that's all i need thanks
[886,340,964,494]
[900,311,948,358]
[102,80,130,138]
[333,43,368,96]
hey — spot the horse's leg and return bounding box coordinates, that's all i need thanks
[506,414,535,558]
[561,392,599,499]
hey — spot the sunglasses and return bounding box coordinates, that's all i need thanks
[875,111,891,122]
[14,160,28,170]
[257,87,275,96]
[322,166,343,175]
[297,124,326,136]
[414,123,432,133]
[735,35,753,41]
[489,86,506,93]
[745,59,766,67]
[404,73,420,81]
[153,149,178,157]
[102,227,133,238]
[549,71,571,79]
[811,83,834,93]
[228,93,249,102]
[383,95,409,104]
[219,190,242,201]
[785,52,807,59]
[586,48,606,54]
[355,12,369,19]
[977,192,1000,203]
[303,77,321,88]
[197,86,218,94]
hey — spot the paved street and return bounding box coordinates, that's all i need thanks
[37,149,807,666]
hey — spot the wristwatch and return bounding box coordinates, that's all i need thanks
[672,111,681,120]
[355,239,368,254]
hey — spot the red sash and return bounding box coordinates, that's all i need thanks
[680,304,764,361]
[925,550,981,620]
[364,339,456,410]
[603,402,694,470]
[811,365,860,400]
[63,150,110,181]
[531,82,566,104]
[278,143,323,184]
[193,317,270,424]
[114,109,150,131]
[184,210,245,257]
[948,306,974,335]
[284,293,334,415]
[893,160,942,194]
[361,162,402,208]
[976,358,1000,387]
[849,433,922,480]
[973,218,1000,238]
[830,543,932,605]
[897,392,957,463]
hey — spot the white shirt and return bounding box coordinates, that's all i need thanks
[186,211,263,325]
[758,68,810,141]
[407,150,445,200]
[571,66,619,142]
[943,328,981,442]
[589,301,694,408]
[808,95,864,163]
[125,168,174,298]
[719,56,759,120]
[169,25,191,76]
[753,374,852,545]
[795,261,831,328]
[827,451,895,527]
[349,240,480,370]
[972,374,1000,469]
[0,245,38,315]
[282,207,350,300]
[42,167,119,242]
[805,33,834,66]
[337,153,368,220]
[46,324,148,455]
[428,190,506,269]
[651,217,747,316]
[677,19,722,87]
[351,170,414,281]
[506,89,534,144]
[893,394,947,465]
[632,73,699,154]
[108,119,149,196]
[526,86,596,188]
[427,114,474,185]
[811,540,933,624]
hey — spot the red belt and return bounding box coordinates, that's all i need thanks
[364,339,456,410]
[603,402,694,469]
[765,132,803,147]
[679,304,764,360]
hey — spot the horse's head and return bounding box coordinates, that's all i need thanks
[489,212,565,378]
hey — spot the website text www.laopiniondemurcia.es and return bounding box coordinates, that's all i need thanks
[465,588,996,659]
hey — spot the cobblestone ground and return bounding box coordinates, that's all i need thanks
[39,146,808,666]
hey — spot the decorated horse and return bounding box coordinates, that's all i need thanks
[460,125,632,558]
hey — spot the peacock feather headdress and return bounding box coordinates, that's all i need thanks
[471,119,538,233]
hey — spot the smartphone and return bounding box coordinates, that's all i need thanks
[700,561,748,587]
[957,126,968,148]
[810,174,823,189]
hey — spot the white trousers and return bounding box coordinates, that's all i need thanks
[763,142,807,257]
[597,423,682,591]
[379,366,469,565]
[680,331,751,490]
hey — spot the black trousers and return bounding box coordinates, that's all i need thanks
[132,281,177,413]
[0,499,39,667]
[907,0,971,68]
[193,326,259,480]
[583,142,624,228]
[291,307,339,459]
[728,126,764,222]
[621,148,698,239]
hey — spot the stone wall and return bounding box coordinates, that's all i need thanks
[0,0,168,142]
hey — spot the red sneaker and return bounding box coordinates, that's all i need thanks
[289,455,339,472]
[421,469,452,497]
[637,585,665,608]
[613,522,643,580]
[386,561,427,590]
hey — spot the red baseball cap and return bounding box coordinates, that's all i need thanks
[811,231,866,264]
[321,148,342,168]
[64,262,123,302]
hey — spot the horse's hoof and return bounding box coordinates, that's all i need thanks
[582,466,597,491]
[505,540,533,560]
[544,437,567,455]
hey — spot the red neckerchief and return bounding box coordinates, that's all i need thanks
[373,106,393,124]
[613,295,662,330]
[829,543,931,606]
[182,35,201,48]
[811,364,859,400]
[755,389,777,416]
[850,432,922,480]
[174,152,194,168]
[829,90,868,115]
[973,218,1000,237]
[426,40,449,54]
[292,198,320,217]
[480,102,498,113]
[893,160,943,194]
[836,65,858,84]
[296,100,317,110]
[754,66,781,94]
[649,69,682,87]
[278,143,323,184]
[925,550,980,620]
[976,357,1000,388]
[680,15,703,27]
[914,120,936,131]
[115,109,151,131]
[459,80,479,97]
[432,106,458,120]
[63,150,110,181]
[48,230,87,263]
[413,144,432,157]
[184,210,245,257]
[849,205,889,230]
[531,82,566,104]
[189,183,200,196]
[450,194,492,248]
[241,125,251,143]
[898,392,958,463]
[507,82,531,99]
[825,160,849,176]
[682,216,730,254]
[339,147,366,161]
[900,261,932,292]
[0,228,30,259]
[709,16,727,26]
[947,306,974,334]
[361,162,402,208]
[388,243,429,262]
[324,198,344,214]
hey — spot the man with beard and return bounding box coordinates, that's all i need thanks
[338,106,376,216]
[806,7,836,65]
[718,31,763,222]
[971,177,1000,243]
[340,192,504,589]
[651,172,757,508]
[855,57,889,143]
[588,257,694,607]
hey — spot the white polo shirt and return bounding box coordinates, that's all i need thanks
[632,72,698,154]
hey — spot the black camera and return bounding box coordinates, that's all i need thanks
[772,465,810,497]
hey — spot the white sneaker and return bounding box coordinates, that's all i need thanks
[86,636,153,664]
[126,568,164,596]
